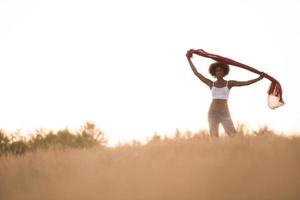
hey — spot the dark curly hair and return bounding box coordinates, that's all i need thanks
[209,62,230,77]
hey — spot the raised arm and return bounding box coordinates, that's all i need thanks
[186,50,212,88]
[228,73,264,88]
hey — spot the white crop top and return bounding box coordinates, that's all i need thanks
[211,81,230,100]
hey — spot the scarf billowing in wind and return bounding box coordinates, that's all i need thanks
[189,49,285,109]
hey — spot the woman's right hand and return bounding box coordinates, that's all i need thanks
[186,49,195,58]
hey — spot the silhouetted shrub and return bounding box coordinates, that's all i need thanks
[0,130,10,156]
[0,122,107,156]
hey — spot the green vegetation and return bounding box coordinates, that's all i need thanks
[0,122,278,156]
[0,122,106,156]
[0,122,295,156]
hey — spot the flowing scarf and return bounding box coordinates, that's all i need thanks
[189,49,285,109]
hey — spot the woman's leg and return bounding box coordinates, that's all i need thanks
[208,109,220,137]
[220,112,237,137]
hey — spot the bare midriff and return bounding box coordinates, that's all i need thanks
[209,99,229,112]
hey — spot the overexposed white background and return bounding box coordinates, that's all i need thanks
[0,0,299,145]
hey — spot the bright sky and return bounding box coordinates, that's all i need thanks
[0,0,299,145]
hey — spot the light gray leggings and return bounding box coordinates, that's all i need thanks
[208,109,237,137]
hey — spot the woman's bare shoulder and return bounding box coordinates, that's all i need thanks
[227,80,237,89]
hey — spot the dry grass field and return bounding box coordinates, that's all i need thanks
[1,134,300,200]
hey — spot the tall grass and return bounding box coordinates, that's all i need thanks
[1,128,300,200]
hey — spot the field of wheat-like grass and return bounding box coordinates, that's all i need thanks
[1,134,300,200]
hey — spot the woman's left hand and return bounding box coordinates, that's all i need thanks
[259,72,265,80]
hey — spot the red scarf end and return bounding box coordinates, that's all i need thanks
[267,81,285,109]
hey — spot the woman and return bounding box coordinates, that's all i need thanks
[186,49,264,137]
